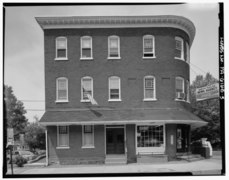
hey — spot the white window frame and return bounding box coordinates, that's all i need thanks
[143,35,156,59]
[143,75,157,101]
[82,125,95,148]
[135,123,165,154]
[186,42,190,64]
[108,76,121,101]
[55,36,68,61]
[80,36,93,60]
[56,77,69,103]
[108,35,121,59]
[175,76,185,101]
[81,76,93,102]
[186,80,190,103]
[57,126,70,149]
[175,36,184,60]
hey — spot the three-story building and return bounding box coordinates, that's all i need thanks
[36,15,207,165]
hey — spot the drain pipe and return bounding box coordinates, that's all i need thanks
[45,129,48,166]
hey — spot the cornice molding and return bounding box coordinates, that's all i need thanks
[36,15,195,45]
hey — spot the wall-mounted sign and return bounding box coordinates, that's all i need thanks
[196,83,219,101]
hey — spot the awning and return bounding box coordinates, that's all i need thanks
[39,108,207,128]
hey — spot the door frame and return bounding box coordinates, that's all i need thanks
[104,125,126,155]
[176,124,190,153]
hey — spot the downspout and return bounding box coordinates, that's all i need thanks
[45,128,48,166]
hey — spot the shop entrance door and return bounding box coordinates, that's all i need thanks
[177,125,189,153]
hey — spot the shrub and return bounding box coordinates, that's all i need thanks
[15,155,27,167]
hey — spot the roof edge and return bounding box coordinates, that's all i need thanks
[35,15,195,45]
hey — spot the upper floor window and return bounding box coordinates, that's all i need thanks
[56,77,68,102]
[175,77,185,100]
[186,80,190,102]
[81,76,93,102]
[186,42,190,64]
[175,37,184,60]
[81,36,93,59]
[82,125,94,148]
[109,76,121,101]
[57,126,69,148]
[108,36,120,59]
[144,76,156,101]
[143,35,155,58]
[55,37,67,60]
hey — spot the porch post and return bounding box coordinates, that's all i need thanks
[45,128,48,166]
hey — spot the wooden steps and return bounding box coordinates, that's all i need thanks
[137,154,168,163]
[105,154,127,164]
[176,154,204,162]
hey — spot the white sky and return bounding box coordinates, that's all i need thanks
[4,3,220,122]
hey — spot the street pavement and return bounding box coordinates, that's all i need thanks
[6,154,223,176]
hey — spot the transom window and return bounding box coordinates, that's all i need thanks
[175,77,185,100]
[144,76,156,100]
[175,36,184,60]
[82,125,94,148]
[109,76,121,101]
[56,77,68,102]
[108,36,120,58]
[143,35,155,58]
[57,126,69,147]
[81,77,93,102]
[81,36,92,59]
[137,125,164,147]
[56,37,67,60]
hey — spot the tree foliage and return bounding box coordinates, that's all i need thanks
[4,85,28,133]
[190,73,221,149]
[24,116,46,151]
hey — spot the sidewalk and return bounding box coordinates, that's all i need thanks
[6,154,223,175]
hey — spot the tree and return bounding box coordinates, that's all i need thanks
[24,116,46,151]
[190,73,221,149]
[4,85,28,133]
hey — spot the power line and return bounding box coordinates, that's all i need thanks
[25,109,45,111]
[190,62,208,75]
[19,100,45,102]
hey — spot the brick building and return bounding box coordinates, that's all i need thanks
[36,15,207,165]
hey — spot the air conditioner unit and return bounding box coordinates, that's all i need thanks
[176,92,185,100]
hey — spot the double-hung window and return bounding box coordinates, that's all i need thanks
[55,37,67,60]
[186,80,190,102]
[175,77,185,100]
[186,42,190,64]
[108,36,120,59]
[81,76,93,102]
[57,126,69,148]
[109,76,121,101]
[143,35,155,58]
[144,76,156,100]
[82,125,94,148]
[81,36,93,59]
[175,37,184,60]
[56,77,68,102]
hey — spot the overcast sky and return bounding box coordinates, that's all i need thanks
[4,3,220,122]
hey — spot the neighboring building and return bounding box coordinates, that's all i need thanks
[36,15,207,165]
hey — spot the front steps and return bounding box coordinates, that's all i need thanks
[176,153,204,162]
[105,154,127,164]
[137,154,168,163]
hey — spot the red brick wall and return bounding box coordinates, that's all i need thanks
[165,124,177,161]
[44,27,190,110]
[47,125,105,164]
[126,124,136,163]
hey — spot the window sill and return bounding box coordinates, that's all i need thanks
[56,146,70,149]
[142,56,156,59]
[108,99,122,102]
[143,98,157,101]
[175,99,186,102]
[107,57,121,60]
[174,57,185,61]
[55,100,69,103]
[54,57,68,61]
[80,57,93,60]
[81,99,90,103]
[81,145,95,149]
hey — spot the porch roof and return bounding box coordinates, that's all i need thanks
[39,108,207,128]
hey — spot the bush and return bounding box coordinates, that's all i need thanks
[15,155,27,167]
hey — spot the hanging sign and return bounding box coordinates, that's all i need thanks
[196,83,219,101]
